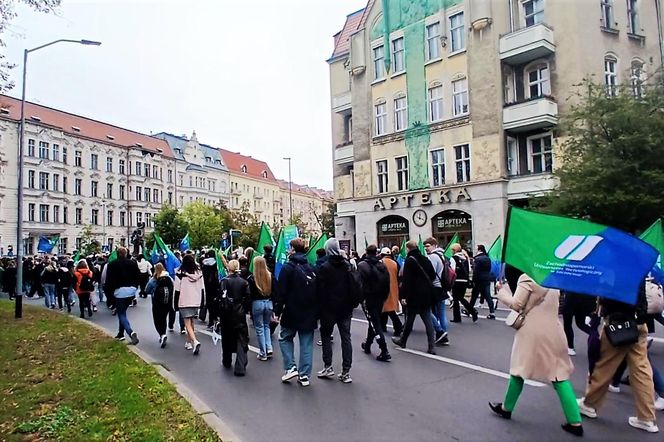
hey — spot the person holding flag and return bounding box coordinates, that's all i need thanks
[470,244,496,319]
[449,243,478,323]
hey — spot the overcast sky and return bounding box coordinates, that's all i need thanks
[3,0,367,190]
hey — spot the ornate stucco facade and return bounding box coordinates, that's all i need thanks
[329,0,662,251]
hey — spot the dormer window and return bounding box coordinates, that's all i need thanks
[175,148,182,154]
[206,157,212,162]
[215,159,221,165]
[135,143,143,148]
[261,170,268,178]
[106,134,115,141]
[31,115,41,121]
[241,165,248,174]
[71,126,80,132]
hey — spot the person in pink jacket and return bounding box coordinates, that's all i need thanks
[175,254,205,355]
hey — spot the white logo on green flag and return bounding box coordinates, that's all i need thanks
[554,235,604,261]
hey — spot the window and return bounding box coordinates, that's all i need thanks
[375,101,387,136]
[373,45,385,80]
[152,165,158,179]
[601,0,614,28]
[119,211,126,227]
[449,12,465,52]
[507,137,519,176]
[168,192,173,205]
[426,22,441,61]
[107,210,113,226]
[39,141,49,159]
[91,209,99,225]
[53,174,60,192]
[189,176,193,186]
[28,139,35,157]
[344,114,353,143]
[39,172,49,190]
[75,150,82,167]
[526,63,551,98]
[428,84,443,122]
[153,189,159,203]
[145,213,152,227]
[91,181,98,197]
[144,187,151,202]
[604,56,618,97]
[452,78,469,116]
[627,0,638,33]
[144,163,150,177]
[39,204,49,222]
[28,170,35,188]
[74,179,82,195]
[529,134,553,173]
[136,212,143,226]
[240,165,247,174]
[106,183,113,199]
[119,159,125,174]
[58,238,67,254]
[75,237,82,251]
[431,149,445,186]
[523,0,544,27]
[28,203,35,222]
[135,162,141,176]
[52,144,59,161]
[396,156,408,191]
[119,185,126,200]
[631,60,644,98]
[106,157,113,172]
[455,144,471,182]
[75,208,82,225]
[167,169,173,183]
[376,160,388,193]
[394,95,407,131]
[63,177,67,193]
[392,37,405,73]
[62,147,68,164]
[53,205,60,223]
[135,186,142,201]
[90,153,98,170]
[63,207,68,224]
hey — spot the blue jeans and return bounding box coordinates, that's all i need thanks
[252,299,273,357]
[279,327,314,378]
[115,297,134,336]
[42,284,56,307]
[431,299,448,333]
[97,283,105,303]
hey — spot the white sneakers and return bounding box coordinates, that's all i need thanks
[567,348,577,356]
[281,366,299,383]
[628,417,659,433]
[193,340,201,355]
[184,342,193,350]
[655,395,664,411]
[159,335,167,348]
[608,384,621,393]
[576,398,597,419]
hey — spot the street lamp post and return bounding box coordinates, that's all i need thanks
[101,200,107,251]
[15,39,101,319]
[283,157,292,225]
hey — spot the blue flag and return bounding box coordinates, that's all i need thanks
[503,207,659,305]
[487,236,502,280]
[155,233,181,277]
[179,233,190,253]
[38,235,59,253]
[150,243,160,265]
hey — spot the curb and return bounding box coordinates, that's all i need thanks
[73,315,241,442]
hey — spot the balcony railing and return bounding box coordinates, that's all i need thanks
[503,96,558,132]
[500,23,555,65]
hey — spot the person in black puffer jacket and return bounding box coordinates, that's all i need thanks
[470,244,497,319]
[218,260,250,376]
[577,281,659,432]
[57,260,74,312]
[358,244,392,363]
[201,251,219,328]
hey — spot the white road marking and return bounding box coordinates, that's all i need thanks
[396,347,546,387]
[198,329,261,354]
[651,337,664,344]
[351,317,545,387]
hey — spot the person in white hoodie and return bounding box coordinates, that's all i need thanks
[175,254,205,355]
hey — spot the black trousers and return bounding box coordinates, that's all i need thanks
[320,315,353,372]
[152,299,170,336]
[381,311,403,335]
[401,305,435,351]
[57,287,71,312]
[139,273,150,297]
[364,302,389,353]
[562,310,592,349]
[451,282,476,321]
[29,282,44,297]
[78,293,92,318]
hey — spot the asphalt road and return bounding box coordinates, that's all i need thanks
[17,295,664,442]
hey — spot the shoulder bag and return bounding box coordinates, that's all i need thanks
[504,290,546,330]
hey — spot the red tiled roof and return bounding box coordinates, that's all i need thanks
[330,7,366,59]
[218,148,277,182]
[0,95,173,157]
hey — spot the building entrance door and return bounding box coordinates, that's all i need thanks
[376,215,409,249]
[432,209,472,251]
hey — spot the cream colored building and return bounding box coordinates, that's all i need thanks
[277,179,334,236]
[329,0,662,251]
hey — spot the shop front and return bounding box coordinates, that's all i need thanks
[376,215,409,249]
[432,209,473,251]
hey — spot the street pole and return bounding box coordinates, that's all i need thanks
[14,39,101,319]
[283,157,292,225]
[102,201,106,251]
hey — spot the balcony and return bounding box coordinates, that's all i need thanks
[507,173,558,199]
[503,97,558,132]
[231,188,241,196]
[499,23,555,65]
[334,143,354,164]
[254,193,264,200]
[332,92,351,112]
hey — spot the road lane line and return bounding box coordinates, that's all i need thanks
[652,337,664,344]
[198,329,261,354]
[395,347,546,387]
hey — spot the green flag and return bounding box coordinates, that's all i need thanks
[399,239,407,259]
[216,248,227,278]
[250,222,276,272]
[640,219,663,268]
[443,233,460,258]
[487,235,503,278]
[306,233,328,265]
[274,225,298,279]
[364,236,368,249]
[73,250,80,262]
[107,248,118,263]
[418,234,426,255]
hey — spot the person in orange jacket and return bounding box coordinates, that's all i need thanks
[73,260,95,318]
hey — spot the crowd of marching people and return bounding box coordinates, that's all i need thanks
[1,232,663,437]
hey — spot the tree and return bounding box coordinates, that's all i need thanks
[80,225,100,256]
[541,78,664,233]
[153,205,187,248]
[180,202,224,249]
[230,201,261,248]
[319,202,336,236]
[1,1,61,92]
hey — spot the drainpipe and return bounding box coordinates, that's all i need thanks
[508,0,515,32]
[656,0,664,75]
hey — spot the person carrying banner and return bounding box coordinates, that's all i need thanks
[449,243,478,323]
[577,281,659,433]
[470,244,496,319]
[490,272,583,437]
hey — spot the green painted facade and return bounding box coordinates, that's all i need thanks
[370,0,463,190]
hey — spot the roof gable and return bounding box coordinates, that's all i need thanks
[218,148,276,182]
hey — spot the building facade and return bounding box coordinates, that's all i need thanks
[329,0,662,251]
[277,179,334,236]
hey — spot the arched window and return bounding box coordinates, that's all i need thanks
[604,55,618,97]
[240,164,247,174]
[261,170,268,178]
[524,61,550,98]
[631,59,645,98]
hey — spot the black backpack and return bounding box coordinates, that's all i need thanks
[346,266,364,308]
[78,271,95,293]
[452,254,470,281]
[291,263,317,306]
[364,261,390,302]
[154,277,173,306]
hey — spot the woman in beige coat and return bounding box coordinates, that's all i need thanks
[489,272,584,437]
